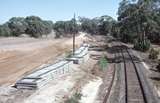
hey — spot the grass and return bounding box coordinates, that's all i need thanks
[99,56,108,70]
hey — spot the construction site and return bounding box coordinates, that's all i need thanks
[0,0,160,103]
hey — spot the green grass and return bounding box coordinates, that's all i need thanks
[99,56,108,70]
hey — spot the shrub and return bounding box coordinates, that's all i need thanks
[65,97,78,103]
[134,39,150,52]
[73,93,82,100]
[149,48,159,59]
[99,56,108,70]
[65,93,82,103]
[156,60,160,72]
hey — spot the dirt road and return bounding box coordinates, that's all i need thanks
[0,33,85,85]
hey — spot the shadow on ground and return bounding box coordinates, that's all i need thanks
[106,44,141,63]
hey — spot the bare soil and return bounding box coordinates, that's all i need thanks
[133,45,160,98]
[0,33,85,86]
[0,34,116,103]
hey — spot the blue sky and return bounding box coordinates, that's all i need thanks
[0,0,121,24]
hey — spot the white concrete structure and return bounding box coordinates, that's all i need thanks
[67,43,89,64]
[15,43,89,89]
[15,60,73,89]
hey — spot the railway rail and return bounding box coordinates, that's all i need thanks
[103,41,159,103]
[103,42,121,103]
[121,45,147,103]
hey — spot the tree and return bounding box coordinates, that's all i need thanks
[53,19,78,38]
[79,17,98,34]
[25,16,53,37]
[116,0,160,44]
[79,16,115,35]
[8,17,28,36]
[0,16,54,38]
[98,15,116,35]
[0,24,11,37]
[114,0,160,50]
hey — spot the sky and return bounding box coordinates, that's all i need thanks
[0,0,121,24]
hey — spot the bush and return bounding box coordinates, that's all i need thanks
[99,56,108,70]
[149,48,159,59]
[65,93,82,103]
[156,60,160,72]
[134,39,151,52]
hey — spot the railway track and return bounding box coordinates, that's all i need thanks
[102,42,122,103]
[104,41,159,103]
[120,45,147,103]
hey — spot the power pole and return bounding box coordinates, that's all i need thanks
[73,13,76,56]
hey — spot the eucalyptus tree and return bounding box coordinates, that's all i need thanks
[79,16,115,35]
[135,0,160,44]
[53,19,78,38]
[98,15,116,35]
[25,16,53,37]
[8,17,28,36]
[79,17,99,34]
[0,24,11,37]
[117,0,160,50]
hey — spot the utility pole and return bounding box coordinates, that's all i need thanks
[73,13,76,56]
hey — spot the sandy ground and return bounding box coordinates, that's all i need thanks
[0,33,86,86]
[130,45,160,99]
[24,72,76,103]
[22,35,108,103]
[24,57,98,103]
[80,78,102,103]
[0,34,115,103]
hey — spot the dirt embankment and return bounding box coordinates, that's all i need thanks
[0,33,86,86]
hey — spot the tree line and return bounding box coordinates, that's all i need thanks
[0,15,115,38]
[79,16,115,35]
[1,0,159,52]
[0,16,53,38]
[111,0,160,51]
